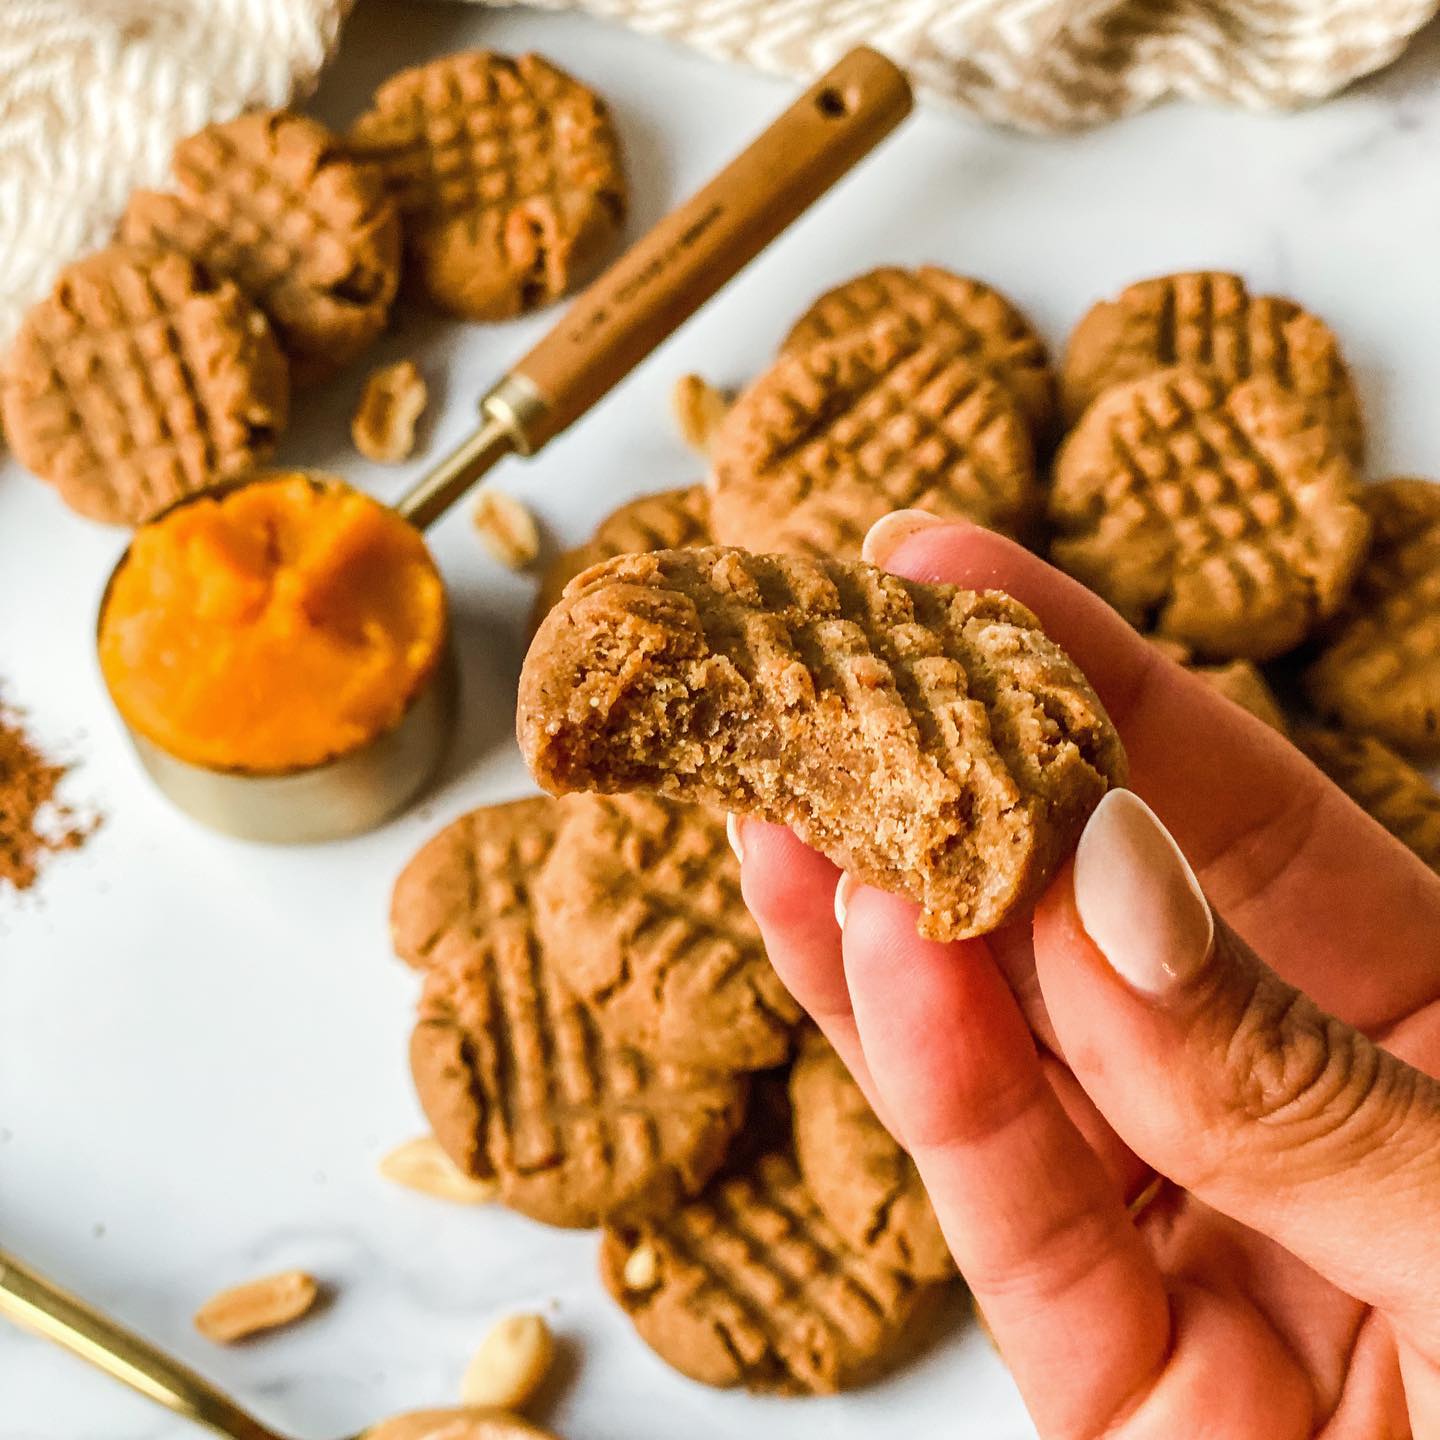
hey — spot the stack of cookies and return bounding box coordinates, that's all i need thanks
[391,788,970,1393]
[1,51,627,526]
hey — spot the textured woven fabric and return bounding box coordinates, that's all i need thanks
[1,0,1434,347]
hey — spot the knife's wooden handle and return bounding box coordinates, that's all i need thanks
[509,47,912,448]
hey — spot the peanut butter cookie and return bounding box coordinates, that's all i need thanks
[600,1151,936,1393]
[1296,728,1440,874]
[518,547,1126,941]
[1304,478,1440,759]
[782,265,1055,438]
[790,1033,952,1282]
[709,321,1038,559]
[534,793,800,1071]
[2,245,288,525]
[392,798,746,1229]
[121,111,401,386]
[530,484,711,632]
[349,51,625,321]
[1049,367,1369,661]
[1061,271,1364,460]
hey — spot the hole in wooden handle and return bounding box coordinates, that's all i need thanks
[815,86,852,118]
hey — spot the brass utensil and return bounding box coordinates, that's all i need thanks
[98,48,913,844]
[0,1247,311,1440]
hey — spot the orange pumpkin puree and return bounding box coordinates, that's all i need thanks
[99,474,446,773]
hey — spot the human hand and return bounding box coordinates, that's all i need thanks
[734,513,1440,1437]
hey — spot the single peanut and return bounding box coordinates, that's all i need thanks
[473,489,540,570]
[353,360,429,463]
[379,1136,500,1204]
[671,374,732,455]
[460,1312,554,1411]
[193,1269,319,1344]
[621,1242,659,1291]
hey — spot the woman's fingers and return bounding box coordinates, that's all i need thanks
[1036,789,1440,1362]
[865,513,1440,1034]
[839,882,1173,1439]
[731,816,891,1123]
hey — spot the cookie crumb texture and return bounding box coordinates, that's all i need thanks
[518,547,1126,941]
[1,245,288,525]
[392,798,746,1228]
[1305,478,1440,759]
[1297,728,1440,875]
[781,265,1056,439]
[790,1034,952,1282]
[1060,271,1364,461]
[600,1152,932,1394]
[1050,367,1370,661]
[709,321,1038,559]
[534,793,801,1070]
[121,111,401,386]
[349,51,626,321]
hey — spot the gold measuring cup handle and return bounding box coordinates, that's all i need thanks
[0,1248,290,1440]
[396,46,914,530]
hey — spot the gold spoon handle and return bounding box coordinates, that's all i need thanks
[395,45,913,529]
[0,1248,288,1440]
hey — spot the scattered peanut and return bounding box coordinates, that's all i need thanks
[460,1313,554,1411]
[363,1406,557,1440]
[352,360,429,462]
[379,1136,501,1204]
[473,489,539,570]
[670,373,732,455]
[193,1269,319,1344]
[622,1242,659,1291]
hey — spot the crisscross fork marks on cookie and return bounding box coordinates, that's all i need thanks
[781,266,1055,434]
[603,1153,922,1393]
[1049,367,1367,659]
[710,324,1037,557]
[3,246,287,524]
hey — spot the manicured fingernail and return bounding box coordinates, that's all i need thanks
[834,873,855,931]
[1073,790,1213,996]
[861,509,949,568]
[726,812,745,864]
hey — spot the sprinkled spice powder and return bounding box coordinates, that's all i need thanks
[0,697,98,893]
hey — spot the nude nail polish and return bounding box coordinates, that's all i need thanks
[1073,790,1213,996]
[861,509,949,568]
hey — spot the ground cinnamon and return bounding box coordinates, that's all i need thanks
[0,697,96,892]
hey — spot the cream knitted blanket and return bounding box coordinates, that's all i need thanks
[0,0,1434,347]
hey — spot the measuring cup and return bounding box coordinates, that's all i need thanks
[97,47,913,843]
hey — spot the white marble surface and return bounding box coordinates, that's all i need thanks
[4,4,1440,1436]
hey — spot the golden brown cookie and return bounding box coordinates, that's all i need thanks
[1061,271,1364,460]
[782,266,1056,438]
[1296,728,1440,874]
[1049,367,1369,662]
[709,322,1038,559]
[348,51,625,321]
[790,1034,952,1282]
[121,111,401,386]
[392,798,746,1229]
[1147,638,1287,734]
[517,547,1127,941]
[1,245,288,525]
[530,485,711,633]
[600,1151,935,1393]
[534,793,800,1071]
[1304,478,1440,759]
